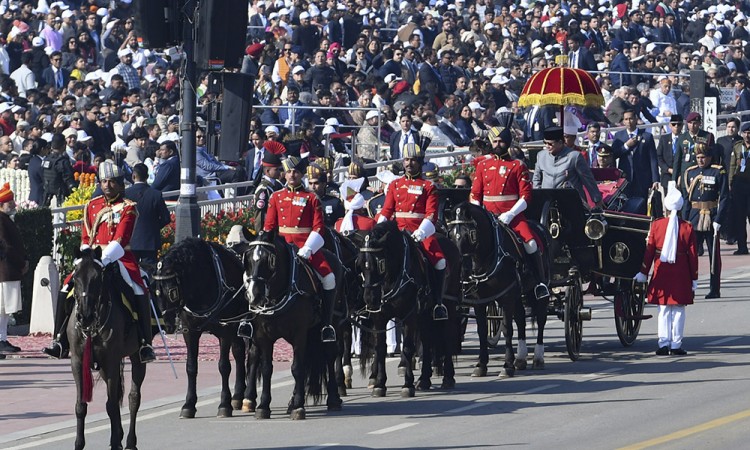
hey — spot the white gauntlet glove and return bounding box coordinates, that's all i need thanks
[298,231,324,260]
[713,222,721,232]
[411,229,426,242]
[99,241,125,266]
[499,212,515,225]
[692,280,698,292]
[633,272,648,284]
[412,218,435,242]
[297,246,313,259]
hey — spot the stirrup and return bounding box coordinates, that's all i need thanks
[139,344,156,363]
[42,341,66,359]
[237,321,254,339]
[321,325,336,342]
[534,283,551,300]
[432,304,448,321]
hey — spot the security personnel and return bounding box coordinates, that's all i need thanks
[683,144,728,298]
[263,156,337,342]
[673,112,716,185]
[43,162,156,362]
[379,143,448,320]
[42,133,76,207]
[307,163,344,227]
[532,126,604,208]
[250,152,283,232]
[729,123,750,255]
[470,126,549,300]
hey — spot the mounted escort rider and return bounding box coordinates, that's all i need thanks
[250,151,284,232]
[378,143,449,320]
[469,126,550,300]
[239,156,338,342]
[43,161,156,362]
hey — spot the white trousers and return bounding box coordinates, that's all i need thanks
[0,312,8,341]
[657,305,686,349]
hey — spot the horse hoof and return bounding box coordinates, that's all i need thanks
[471,365,488,377]
[338,386,347,397]
[231,399,243,410]
[498,367,515,379]
[515,359,528,370]
[180,408,196,419]
[416,379,431,391]
[372,387,387,397]
[217,407,233,418]
[327,402,343,412]
[441,378,456,390]
[241,399,256,413]
[532,360,545,370]
[397,366,406,377]
[290,407,306,420]
[255,408,271,420]
[367,378,376,389]
[400,387,416,398]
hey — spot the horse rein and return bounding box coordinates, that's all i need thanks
[360,233,416,307]
[73,259,113,339]
[244,240,305,315]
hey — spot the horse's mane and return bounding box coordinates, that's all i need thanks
[161,237,212,279]
[370,220,400,244]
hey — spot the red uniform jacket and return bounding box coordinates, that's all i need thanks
[264,185,332,276]
[82,194,144,289]
[335,214,376,233]
[470,155,535,242]
[640,217,698,305]
[380,173,444,265]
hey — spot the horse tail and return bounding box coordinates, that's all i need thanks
[304,328,326,406]
[82,336,94,403]
[119,363,125,407]
[357,318,375,378]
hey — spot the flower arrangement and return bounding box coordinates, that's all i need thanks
[15,199,39,211]
[160,208,256,256]
[74,172,97,186]
[57,226,82,275]
[0,167,30,201]
[61,184,96,221]
[441,156,475,187]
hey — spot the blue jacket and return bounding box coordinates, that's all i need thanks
[196,145,230,178]
[27,154,45,205]
[151,155,181,199]
[609,53,632,89]
[612,129,659,199]
[124,182,171,252]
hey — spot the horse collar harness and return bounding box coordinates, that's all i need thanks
[361,233,416,304]
[245,240,306,315]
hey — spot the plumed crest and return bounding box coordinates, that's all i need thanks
[263,140,286,155]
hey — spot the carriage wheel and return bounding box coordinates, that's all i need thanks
[564,272,583,361]
[614,282,646,347]
[486,301,503,348]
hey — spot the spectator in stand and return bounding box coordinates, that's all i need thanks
[151,140,180,199]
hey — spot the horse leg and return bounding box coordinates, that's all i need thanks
[231,337,247,411]
[335,328,346,397]
[340,322,353,393]
[289,340,306,420]
[533,298,549,370]
[327,341,343,411]
[416,317,433,391]
[72,357,87,450]
[255,342,273,419]
[180,331,200,418]
[371,325,388,397]
[216,336,234,418]
[103,364,125,449]
[514,296,528,370]
[243,341,259,413]
[472,304,489,377]
[400,322,417,397]
[498,301,516,379]
[125,358,146,450]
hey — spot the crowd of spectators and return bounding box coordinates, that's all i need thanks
[1,0,750,207]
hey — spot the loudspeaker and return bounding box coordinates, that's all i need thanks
[218,73,254,162]
[132,0,182,49]
[689,69,706,113]
[194,0,249,70]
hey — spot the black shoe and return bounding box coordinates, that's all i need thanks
[42,341,67,359]
[670,348,688,356]
[321,325,336,342]
[237,321,254,339]
[734,249,749,255]
[0,340,20,353]
[705,291,720,299]
[433,304,448,320]
[655,346,670,355]
[697,247,705,256]
[139,345,156,363]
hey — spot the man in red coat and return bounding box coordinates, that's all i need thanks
[43,162,156,362]
[262,156,337,342]
[470,126,549,300]
[634,181,698,356]
[379,142,448,320]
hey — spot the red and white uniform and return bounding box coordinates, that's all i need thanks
[470,155,535,242]
[335,214,376,233]
[380,174,444,265]
[640,217,698,305]
[81,194,145,290]
[264,185,332,277]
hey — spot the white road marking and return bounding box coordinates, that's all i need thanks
[302,444,339,450]
[368,423,418,435]
[445,402,491,414]
[581,368,623,380]
[518,384,559,394]
[705,336,742,346]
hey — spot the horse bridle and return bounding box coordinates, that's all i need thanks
[243,240,306,315]
[359,233,415,308]
[447,208,511,286]
[152,260,181,306]
[73,257,112,338]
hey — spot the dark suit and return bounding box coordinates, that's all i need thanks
[737,88,750,120]
[151,155,181,200]
[418,62,444,98]
[526,105,557,141]
[612,129,659,199]
[717,134,742,172]
[389,129,421,160]
[249,14,267,40]
[378,60,402,79]
[569,47,597,72]
[656,132,681,189]
[659,25,680,43]
[124,181,171,268]
[609,53,631,89]
[40,66,70,89]
[27,154,45,205]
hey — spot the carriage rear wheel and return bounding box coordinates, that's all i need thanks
[486,301,502,348]
[564,271,583,361]
[614,281,646,347]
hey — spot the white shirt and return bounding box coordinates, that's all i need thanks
[10,64,35,97]
[649,88,678,121]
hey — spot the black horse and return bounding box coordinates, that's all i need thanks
[241,230,342,419]
[152,238,248,419]
[446,202,550,377]
[67,247,146,450]
[355,221,461,397]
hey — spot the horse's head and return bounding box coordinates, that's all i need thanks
[72,246,108,329]
[152,251,182,315]
[242,229,286,308]
[355,221,398,312]
[446,202,479,279]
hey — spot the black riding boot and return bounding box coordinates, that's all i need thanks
[135,295,156,363]
[42,291,72,359]
[320,289,337,342]
[431,268,448,321]
[530,250,551,300]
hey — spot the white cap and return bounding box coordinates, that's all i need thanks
[359,7,370,15]
[483,67,496,77]
[77,130,93,142]
[299,11,310,20]
[531,39,542,49]
[325,117,340,127]
[715,45,727,53]
[97,7,109,17]
[62,10,74,19]
[265,125,280,135]
[646,43,656,53]
[0,103,12,114]
[468,101,485,111]
[279,7,290,15]
[292,65,305,74]
[269,12,278,19]
[474,41,484,49]
[707,5,717,14]
[117,48,132,58]
[384,73,402,83]
[738,13,747,21]
[32,36,44,47]
[41,132,54,143]
[541,20,552,28]
[706,23,716,30]
[365,110,379,121]
[322,125,336,135]
[638,37,648,44]
[483,23,495,31]
[491,75,509,85]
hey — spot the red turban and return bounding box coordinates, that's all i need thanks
[0,182,14,203]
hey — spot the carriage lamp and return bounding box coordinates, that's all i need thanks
[584,216,608,241]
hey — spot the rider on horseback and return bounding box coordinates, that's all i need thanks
[43,161,156,363]
[258,156,338,342]
[469,126,550,300]
[378,143,449,320]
